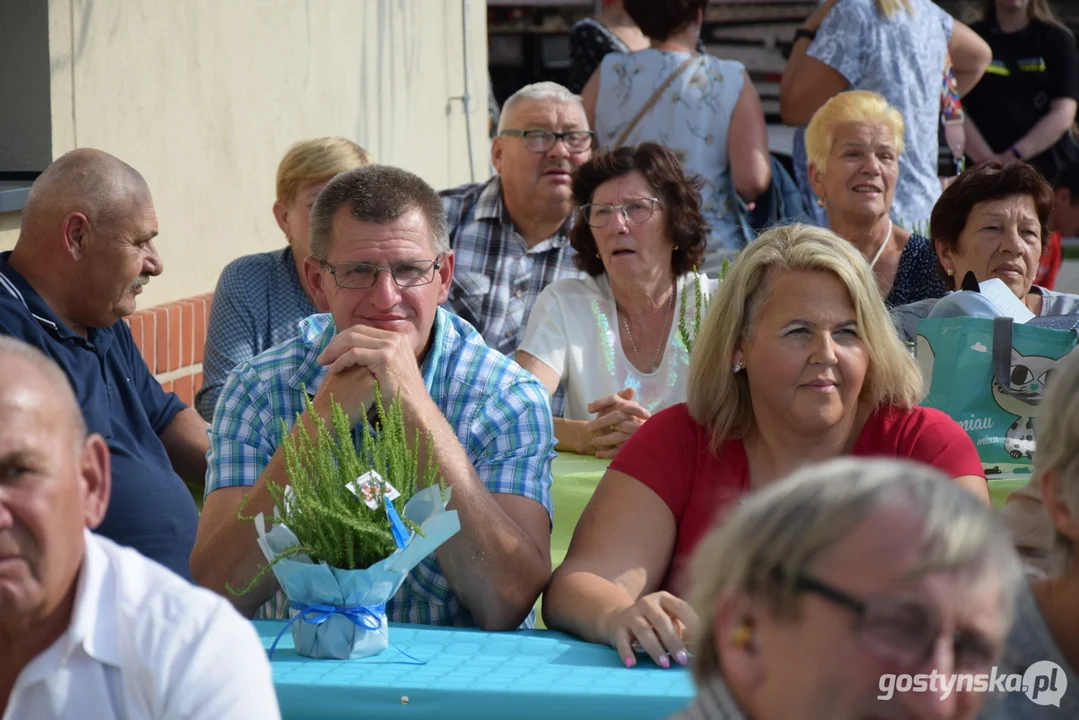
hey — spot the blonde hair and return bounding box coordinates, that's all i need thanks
[876,0,913,18]
[1034,351,1079,561]
[688,457,1022,683]
[805,90,906,171]
[686,224,923,451]
[275,137,374,205]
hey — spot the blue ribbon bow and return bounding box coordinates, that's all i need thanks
[267,601,425,665]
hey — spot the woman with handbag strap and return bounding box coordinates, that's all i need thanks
[580,0,771,275]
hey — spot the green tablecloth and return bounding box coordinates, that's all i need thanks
[989,476,1031,509]
[535,453,610,628]
[551,453,611,569]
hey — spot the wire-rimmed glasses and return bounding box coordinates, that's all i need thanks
[321,256,443,290]
[579,197,661,228]
[499,129,596,154]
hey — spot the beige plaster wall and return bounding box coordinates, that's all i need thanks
[12,0,490,306]
[0,213,21,249]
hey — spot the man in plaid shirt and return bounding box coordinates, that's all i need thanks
[192,165,556,630]
[442,81,594,357]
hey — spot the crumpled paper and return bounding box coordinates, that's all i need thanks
[255,484,460,659]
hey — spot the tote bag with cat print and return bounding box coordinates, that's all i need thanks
[916,316,1079,480]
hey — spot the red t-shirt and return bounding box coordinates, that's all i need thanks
[608,403,984,593]
[1035,230,1063,290]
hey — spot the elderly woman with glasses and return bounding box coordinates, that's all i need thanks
[542,223,990,668]
[673,457,1021,720]
[517,143,716,458]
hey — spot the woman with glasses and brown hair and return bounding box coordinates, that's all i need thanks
[542,223,989,669]
[673,457,1021,720]
[516,143,716,458]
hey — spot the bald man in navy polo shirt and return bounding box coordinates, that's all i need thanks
[0,149,206,579]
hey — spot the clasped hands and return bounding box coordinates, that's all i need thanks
[585,387,650,459]
[312,324,426,423]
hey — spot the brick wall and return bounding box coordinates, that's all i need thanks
[123,292,213,407]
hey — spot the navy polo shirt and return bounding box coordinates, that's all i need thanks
[0,252,199,579]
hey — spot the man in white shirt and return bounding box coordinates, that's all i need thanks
[0,337,280,719]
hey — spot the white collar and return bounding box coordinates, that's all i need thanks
[13,531,122,689]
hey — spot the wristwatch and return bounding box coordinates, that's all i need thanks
[794,28,817,42]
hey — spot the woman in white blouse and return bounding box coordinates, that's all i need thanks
[517,143,717,458]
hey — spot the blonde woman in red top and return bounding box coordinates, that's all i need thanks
[542,223,989,670]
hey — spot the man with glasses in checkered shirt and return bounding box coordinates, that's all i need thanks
[192,164,556,631]
[441,81,594,357]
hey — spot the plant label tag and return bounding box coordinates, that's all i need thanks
[348,470,401,510]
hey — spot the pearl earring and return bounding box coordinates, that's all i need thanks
[816,197,825,208]
[732,360,744,373]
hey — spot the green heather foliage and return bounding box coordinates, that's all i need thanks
[228,386,443,596]
[678,258,730,355]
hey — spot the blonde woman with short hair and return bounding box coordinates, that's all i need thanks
[542,224,989,669]
[806,90,949,306]
[674,457,1020,720]
[195,137,373,421]
[780,0,991,228]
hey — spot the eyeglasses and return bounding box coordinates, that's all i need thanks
[500,129,596,154]
[794,575,999,674]
[579,198,661,228]
[321,256,443,290]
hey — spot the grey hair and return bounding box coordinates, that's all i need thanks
[688,457,1022,684]
[308,164,449,261]
[496,81,586,134]
[0,336,87,442]
[21,148,148,232]
[1034,350,1079,561]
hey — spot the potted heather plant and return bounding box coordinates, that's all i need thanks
[678,259,730,355]
[231,386,460,660]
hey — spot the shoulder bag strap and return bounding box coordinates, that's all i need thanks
[614,54,698,148]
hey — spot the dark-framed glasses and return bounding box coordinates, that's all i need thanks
[500,129,596,154]
[794,575,999,674]
[321,256,443,290]
[580,197,661,228]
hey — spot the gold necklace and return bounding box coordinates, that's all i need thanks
[620,290,675,372]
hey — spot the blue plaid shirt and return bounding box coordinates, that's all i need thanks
[206,307,555,627]
[441,177,585,356]
[195,247,318,421]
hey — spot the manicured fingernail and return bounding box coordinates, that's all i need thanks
[658,655,670,669]
[624,656,636,669]
[675,651,688,665]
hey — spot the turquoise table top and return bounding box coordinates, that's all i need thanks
[255,620,694,720]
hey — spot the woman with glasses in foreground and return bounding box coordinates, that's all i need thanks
[674,457,1021,720]
[517,144,717,458]
[543,223,990,668]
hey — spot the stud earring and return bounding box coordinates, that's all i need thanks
[732,623,752,648]
[732,360,744,373]
[946,268,954,276]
